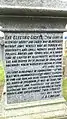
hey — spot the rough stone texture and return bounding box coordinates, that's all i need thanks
[0,93,67,119]
[4,32,63,104]
[0,0,67,17]
[0,0,66,119]
[0,17,67,30]
[0,0,67,9]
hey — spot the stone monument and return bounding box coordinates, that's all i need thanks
[0,0,67,119]
[5,32,63,104]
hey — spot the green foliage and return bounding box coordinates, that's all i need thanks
[0,61,5,85]
[63,78,67,101]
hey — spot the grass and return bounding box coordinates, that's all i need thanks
[0,117,6,119]
[0,61,5,99]
[63,78,67,101]
[0,61,4,86]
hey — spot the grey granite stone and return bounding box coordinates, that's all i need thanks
[0,17,67,30]
[0,1,67,17]
[0,0,67,9]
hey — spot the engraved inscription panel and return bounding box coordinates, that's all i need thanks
[5,32,63,104]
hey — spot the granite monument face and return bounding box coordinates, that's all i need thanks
[5,31,63,104]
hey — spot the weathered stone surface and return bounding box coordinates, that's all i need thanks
[0,0,67,9]
[0,17,67,31]
[1,93,67,119]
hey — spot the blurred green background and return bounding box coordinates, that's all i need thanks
[63,78,67,101]
[0,61,5,99]
[0,61,4,86]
